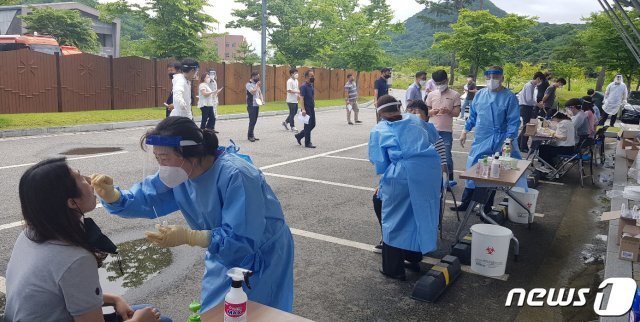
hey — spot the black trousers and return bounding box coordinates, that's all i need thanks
[459,187,496,214]
[285,103,298,127]
[247,105,259,138]
[538,145,576,166]
[199,106,215,130]
[295,111,316,145]
[382,242,423,277]
[599,111,617,127]
[518,105,535,151]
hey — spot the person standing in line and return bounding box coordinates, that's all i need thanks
[295,70,317,148]
[459,74,477,120]
[587,88,604,122]
[164,62,181,118]
[198,73,215,131]
[344,73,361,125]
[374,68,391,120]
[601,74,628,127]
[405,71,427,105]
[536,72,552,115]
[170,58,199,120]
[246,71,264,142]
[423,77,437,100]
[538,78,566,119]
[517,71,545,153]
[426,70,461,182]
[206,69,220,133]
[282,68,300,132]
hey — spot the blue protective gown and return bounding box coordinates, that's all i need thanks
[368,114,441,254]
[102,152,294,313]
[464,88,524,189]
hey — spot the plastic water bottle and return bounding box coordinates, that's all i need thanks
[491,153,501,179]
[224,268,253,322]
[502,138,512,157]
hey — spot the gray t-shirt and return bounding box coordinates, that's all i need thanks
[4,231,103,322]
[543,85,557,109]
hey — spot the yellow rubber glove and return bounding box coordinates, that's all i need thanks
[90,174,121,203]
[145,224,211,248]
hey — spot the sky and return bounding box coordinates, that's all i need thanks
[110,0,604,55]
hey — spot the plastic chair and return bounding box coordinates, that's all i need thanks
[552,138,596,187]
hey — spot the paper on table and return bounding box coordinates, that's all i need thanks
[297,112,310,124]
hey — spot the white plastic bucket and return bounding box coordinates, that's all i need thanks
[470,224,513,277]
[508,187,539,224]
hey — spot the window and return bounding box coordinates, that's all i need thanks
[232,43,236,48]
[225,43,229,48]
[225,53,229,58]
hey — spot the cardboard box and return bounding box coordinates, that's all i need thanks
[525,123,537,137]
[619,225,640,262]
[600,210,639,245]
[621,130,640,150]
[626,149,639,162]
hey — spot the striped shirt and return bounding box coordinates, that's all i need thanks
[344,81,358,102]
[435,138,447,166]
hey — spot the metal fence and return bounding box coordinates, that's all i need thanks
[0,49,381,114]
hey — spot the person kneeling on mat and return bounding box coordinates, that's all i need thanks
[368,95,441,281]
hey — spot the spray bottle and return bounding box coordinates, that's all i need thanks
[224,268,253,322]
[490,153,501,179]
[188,300,201,322]
[502,138,512,157]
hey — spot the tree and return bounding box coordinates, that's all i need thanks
[228,0,335,66]
[503,63,518,89]
[432,9,537,79]
[235,41,260,65]
[579,10,640,91]
[0,0,19,5]
[319,0,403,81]
[21,7,98,52]
[552,59,584,91]
[416,0,475,84]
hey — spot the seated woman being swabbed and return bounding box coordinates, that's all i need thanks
[90,116,295,314]
[368,95,442,280]
[4,158,170,322]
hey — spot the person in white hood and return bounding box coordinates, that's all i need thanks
[601,74,628,127]
[170,58,199,120]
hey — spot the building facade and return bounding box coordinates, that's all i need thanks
[212,34,246,61]
[0,2,120,57]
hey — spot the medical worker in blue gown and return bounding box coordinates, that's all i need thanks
[90,116,294,313]
[368,95,442,281]
[454,66,524,213]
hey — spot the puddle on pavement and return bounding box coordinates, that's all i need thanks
[98,238,172,295]
[61,147,122,155]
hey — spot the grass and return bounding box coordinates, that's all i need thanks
[0,97,372,131]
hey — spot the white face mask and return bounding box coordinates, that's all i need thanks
[486,79,501,90]
[158,161,189,188]
[419,80,426,87]
[293,73,299,79]
[437,84,448,92]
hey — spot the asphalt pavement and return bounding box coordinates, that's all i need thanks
[0,90,611,321]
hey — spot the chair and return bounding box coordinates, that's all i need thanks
[548,138,595,187]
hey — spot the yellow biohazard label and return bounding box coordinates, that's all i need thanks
[432,265,450,285]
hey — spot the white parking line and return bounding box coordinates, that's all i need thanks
[0,204,102,232]
[0,275,5,294]
[260,143,368,170]
[264,173,376,192]
[322,155,369,162]
[0,151,130,171]
[290,227,508,281]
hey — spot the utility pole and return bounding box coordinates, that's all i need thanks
[261,0,267,98]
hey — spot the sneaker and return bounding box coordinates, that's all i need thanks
[373,241,382,254]
[281,121,289,131]
[248,137,256,142]
[348,122,354,125]
[305,144,316,148]
[295,134,302,146]
[291,126,298,133]
[355,120,363,124]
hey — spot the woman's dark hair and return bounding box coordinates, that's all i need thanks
[377,95,402,122]
[19,158,104,266]
[407,100,428,114]
[552,112,571,121]
[581,96,595,112]
[141,116,219,159]
[199,72,209,83]
[289,68,297,75]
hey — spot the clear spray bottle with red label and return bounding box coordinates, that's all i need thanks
[224,268,253,322]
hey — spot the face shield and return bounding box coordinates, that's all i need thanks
[142,135,200,195]
[484,69,503,90]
